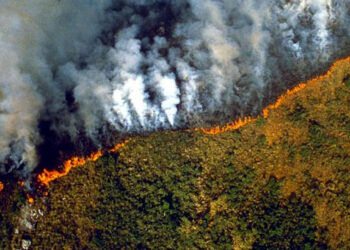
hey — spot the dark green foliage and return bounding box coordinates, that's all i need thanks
[91,153,201,249]
[0,180,26,249]
[226,167,255,206]
[288,103,308,122]
[249,180,323,249]
[0,215,13,249]
[343,75,350,88]
[24,127,330,249]
[255,117,267,127]
[0,130,329,249]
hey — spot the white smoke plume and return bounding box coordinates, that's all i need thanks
[0,0,349,177]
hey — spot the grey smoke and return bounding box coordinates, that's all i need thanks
[0,0,349,177]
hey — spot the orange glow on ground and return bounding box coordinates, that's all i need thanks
[0,181,3,192]
[199,56,350,134]
[37,139,131,188]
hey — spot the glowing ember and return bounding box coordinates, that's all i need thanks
[0,181,3,192]
[37,139,131,187]
[26,194,34,204]
[199,56,350,135]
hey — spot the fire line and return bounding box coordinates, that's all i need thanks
[37,139,131,188]
[21,55,350,202]
[199,56,350,134]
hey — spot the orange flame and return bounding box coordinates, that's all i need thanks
[37,139,131,187]
[261,83,307,118]
[197,116,256,134]
[26,193,34,204]
[0,181,3,192]
[109,139,131,152]
[199,56,350,134]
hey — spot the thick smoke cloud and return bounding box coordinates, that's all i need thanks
[0,0,349,177]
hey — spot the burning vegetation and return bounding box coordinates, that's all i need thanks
[200,56,350,135]
[36,139,130,188]
[1,55,350,249]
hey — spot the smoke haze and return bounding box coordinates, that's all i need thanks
[0,0,350,177]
